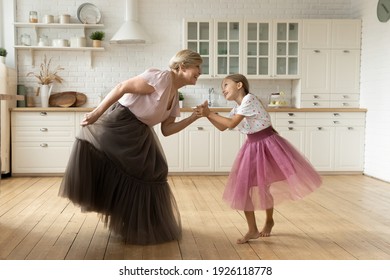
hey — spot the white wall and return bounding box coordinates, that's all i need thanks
[9,0,354,107]
[352,0,390,182]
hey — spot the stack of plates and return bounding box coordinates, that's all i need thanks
[49,92,87,107]
[77,3,101,24]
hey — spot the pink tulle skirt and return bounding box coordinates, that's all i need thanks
[223,126,322,211]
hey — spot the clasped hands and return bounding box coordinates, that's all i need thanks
[193,100,211,118]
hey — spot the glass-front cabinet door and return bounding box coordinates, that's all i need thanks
[244,21,272,77]
[215,21,241,77]
[274,21,300,77]
[184,20,213,78]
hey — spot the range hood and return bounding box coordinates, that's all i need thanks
[110,0,151,44]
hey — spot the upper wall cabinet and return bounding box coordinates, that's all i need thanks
[184,19,300,79]
[183,19,242,78]
[243,20,301,79]
[302,19,361,49]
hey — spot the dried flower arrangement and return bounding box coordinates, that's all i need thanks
[27,55,64,85]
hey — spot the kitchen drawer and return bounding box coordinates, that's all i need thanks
[306,118,365,126]
[275,112,306,119]
[12,141,73,173]
[301,93,330,101]
[12,111,75,126]
[330,93,360,101]
[329,101,360,108]
[275,118,306,126]
[300,100,330,108]
[306,112,366,119]
[12,126,75,142]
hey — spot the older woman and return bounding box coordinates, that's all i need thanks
[59,49,202,245]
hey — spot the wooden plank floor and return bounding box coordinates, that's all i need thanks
[1,174,390,260]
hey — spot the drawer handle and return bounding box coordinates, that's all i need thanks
[313,95,319,99]
[288,121,294,124]
[343,50,350,53]
[40,112,47,116]
[197,127,204,130]
[313,102,319,106]
[40,143,48,148]
[314,50,320,53]
[343,95,349,99]
[40,128,48,132]
[317,127,323,130]
[333,113,340,116]
[348,127,354,130]
[288,113,294,116]
[333,121,340,124]
[288,127,294,131]
[342,103,349,106]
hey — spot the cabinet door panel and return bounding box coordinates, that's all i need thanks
[12,142,73,173]
[334,126,365,171]
[331,50,361,93]
[301,49,331,93]
[184,125,215,171]
[215,129,241,172]
[305,126,334,171]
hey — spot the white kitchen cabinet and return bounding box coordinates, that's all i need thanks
[154,119,184,173]
[183,20,213,77]
[184,19,242,78]
[305,112,365,172]
[184,117,215,172]
[302,19,361,49]
[274,112,306,154]
[300,19,361,108]
[243,20,300,78]
[11,111,75,174]
[214,113,242,172]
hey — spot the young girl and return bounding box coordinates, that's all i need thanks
[195,74,322,244]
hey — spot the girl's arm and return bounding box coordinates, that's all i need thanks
[197,102,244,131]
[81,76,154,126]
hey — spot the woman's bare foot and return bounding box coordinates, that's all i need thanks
[259,220,274,237]
[236,231,261,244]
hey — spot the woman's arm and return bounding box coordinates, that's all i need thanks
[160,112,200,136]
[81,76,154,126]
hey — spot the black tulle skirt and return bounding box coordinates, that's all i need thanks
[59,103,181,245]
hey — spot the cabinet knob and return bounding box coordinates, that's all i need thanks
[40,143,48,147]
[348,127,354,130]
[314,50,320,53]
[317,127,323,130]
[333,121,340,124]
[40,128,48,132]
[342,103,349,106]
[288,121,294,124]
[313,102,319,106]
[197,127,204,130]
[288,113,294,116]
[40,112,47,116]
[333,113,340,116]
[288,127,294,131]
[313,95,319,99]
[343,50,350,53]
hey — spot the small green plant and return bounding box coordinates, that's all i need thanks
[89,31,105,41]
[0,47,7,57]
[179,91,184,101]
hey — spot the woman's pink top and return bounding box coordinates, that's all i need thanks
[118,69,180,126]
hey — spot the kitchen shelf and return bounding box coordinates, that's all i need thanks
[14,22,105,68]
[14,23,104,28]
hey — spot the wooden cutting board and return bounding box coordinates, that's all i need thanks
[49,91,87,107]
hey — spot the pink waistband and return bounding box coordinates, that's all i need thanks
[246,126,276,142]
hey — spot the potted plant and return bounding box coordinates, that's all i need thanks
[89,31,105,47]
[26,55,64,107]
[179,91,184,108]
[0,47,7,63]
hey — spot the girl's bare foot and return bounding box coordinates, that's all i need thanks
[236,231,261,244]
[259,220,274,237]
